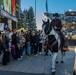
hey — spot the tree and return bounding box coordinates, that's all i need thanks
[18,10,24,28]
[18,9,28,28]
[23,9,28,28]
[18,7,37,30]
[27,7,37,30]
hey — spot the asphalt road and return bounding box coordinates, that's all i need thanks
[0,71,48,75]
[0,46,75,75]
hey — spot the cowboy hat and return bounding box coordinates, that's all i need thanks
[53,13,60,17]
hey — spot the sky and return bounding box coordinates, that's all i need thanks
[21,0,76,29]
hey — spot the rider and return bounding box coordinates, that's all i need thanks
[51,13,62,33]
[50,13,67,51]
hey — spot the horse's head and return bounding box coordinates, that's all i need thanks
[42,20,52,35]
[42,20,47,27]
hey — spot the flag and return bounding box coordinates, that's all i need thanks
[46,0,48,13]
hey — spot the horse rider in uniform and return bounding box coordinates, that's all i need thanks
[50,13,68,52]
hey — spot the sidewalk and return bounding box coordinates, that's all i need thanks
[0,49,75,75]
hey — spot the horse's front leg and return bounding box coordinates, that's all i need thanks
[51,52,58,74]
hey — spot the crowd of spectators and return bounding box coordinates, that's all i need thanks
[0,29,46,66]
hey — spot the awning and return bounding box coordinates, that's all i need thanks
[0,10,18,22]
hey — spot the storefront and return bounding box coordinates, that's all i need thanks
[0,9,18,30]
[0,0,21,31]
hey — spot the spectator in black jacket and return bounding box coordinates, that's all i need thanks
[11,30,19,60]
[31,32,39,56]
[2,34,10,65]
[25,30,31,56]
[38,33,43,54]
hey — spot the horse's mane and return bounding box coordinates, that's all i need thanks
[43,22,52,35]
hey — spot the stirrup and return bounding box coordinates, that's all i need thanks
[63,47,68,51]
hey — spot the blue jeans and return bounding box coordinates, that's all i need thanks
[30,45,34,54]
[20,47,24,56]
[26,42,30,55]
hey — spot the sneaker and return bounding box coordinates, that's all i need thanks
[39,52,42,55]
[17,58,21,61]
[21,56,23,58]
[19,58,22,60]
[34,54,38,57]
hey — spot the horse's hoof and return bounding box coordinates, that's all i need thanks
[51,72,55,75]
[56,61,59,64]
[61,60,64,63]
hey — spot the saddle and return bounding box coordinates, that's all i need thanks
[42,41,48,50]
[56,31,68,52]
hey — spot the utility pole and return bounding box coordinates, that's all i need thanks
[46,0,48,13]
[45,0,49,21]
[35,0,36,25]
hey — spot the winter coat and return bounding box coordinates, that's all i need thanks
[50,19,62,31]
[11,34,17,45]
[3,36,9,50]
[31,35,39,45]
[26,33,31,42]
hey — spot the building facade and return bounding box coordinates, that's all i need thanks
[0,0,21,31]
[43,10,76,24]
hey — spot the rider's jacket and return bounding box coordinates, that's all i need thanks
[50,19,62,31]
